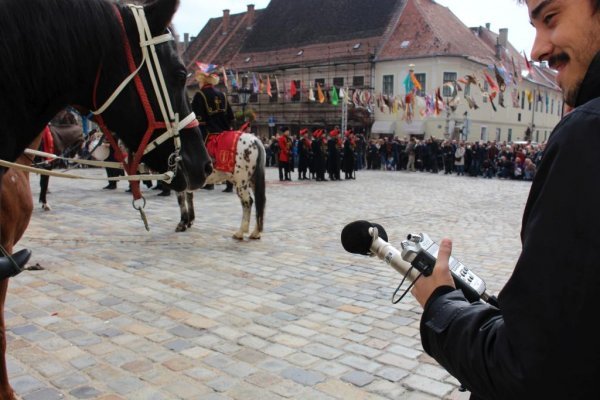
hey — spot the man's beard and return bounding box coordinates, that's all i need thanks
[563,79,582,108]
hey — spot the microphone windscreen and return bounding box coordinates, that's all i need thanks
[341,220,388,255]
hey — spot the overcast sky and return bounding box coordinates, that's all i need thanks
[172,0,536,57]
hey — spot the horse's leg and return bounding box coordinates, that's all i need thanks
[186,192,195,228]
[0,278,15,400]
[249,140,266,240]
[175,191,190,232]
[39,173,51,211]
[233,177,253,241]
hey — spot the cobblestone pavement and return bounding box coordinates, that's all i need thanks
[7,166,530,400]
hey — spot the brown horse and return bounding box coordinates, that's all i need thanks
[0,135,41,400]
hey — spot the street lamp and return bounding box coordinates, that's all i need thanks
[238,87,252,123]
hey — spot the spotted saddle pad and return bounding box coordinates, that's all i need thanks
[205,130,242,173]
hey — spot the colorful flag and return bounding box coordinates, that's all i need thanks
[317,84,325,103]
[410,72,422,91]
[330,86,339,106]
[483,71,499,93]
[403,73,414,93]
[221,66,228,90]
[266,76,272,97]
[252,73,259,94]
[195,62,217,73]
[523,50,533,74]
[290,80,297,97]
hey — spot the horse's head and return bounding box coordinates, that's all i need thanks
[94,0,212,192]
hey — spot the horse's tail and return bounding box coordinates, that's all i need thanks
[253,137,267,232]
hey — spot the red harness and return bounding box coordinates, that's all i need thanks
[92,5,198,201]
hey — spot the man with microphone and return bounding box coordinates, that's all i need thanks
[411,0,600,398]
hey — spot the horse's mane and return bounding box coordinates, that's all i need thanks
[0,0,124,117]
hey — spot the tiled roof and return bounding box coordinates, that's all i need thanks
[241,0,402,52]
[377,0,494,63]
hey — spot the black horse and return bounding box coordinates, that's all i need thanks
[0,0,211,398]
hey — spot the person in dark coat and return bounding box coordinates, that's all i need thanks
[191,69,234,192]
[297,128,311,180]
[411,2,600,398]
[311,129,326,181]
[327,128,341,180]
[342,129,356,179]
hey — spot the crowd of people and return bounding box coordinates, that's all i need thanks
[263,130,544,182]
[264,126,360,182]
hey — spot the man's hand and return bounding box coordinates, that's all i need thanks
[411,238,456,308]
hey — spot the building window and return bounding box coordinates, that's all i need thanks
[521,91,525,109]
[480,126,488,141]
[518,113,521,122]
[442,72,457,97]
[557,101,562,115]
[508,128,513,142]
[482,82,489,103]
[495,128,501,142]
[382,75,394,97]
[353,76,364,88]
[551,98,554,114]
[414,73,426,97]
[333,77,344,88]
[544,131,548,141]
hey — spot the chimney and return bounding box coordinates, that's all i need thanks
[184,33,190,50]
[222,9,230,35]
[247,4,255,30]
[498,28,508,48]
[485,22,491,30]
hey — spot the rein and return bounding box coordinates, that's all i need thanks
[91,4,198,205]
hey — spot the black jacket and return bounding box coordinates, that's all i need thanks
[420,51,600,399]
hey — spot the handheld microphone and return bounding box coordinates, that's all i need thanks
[341,220,496,305]
[341,220,421,282]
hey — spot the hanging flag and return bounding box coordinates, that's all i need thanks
[526,90,533,104]
[290,80,297,97]
[308,87,316,101]
[229,70,238,89]
[252,73,259,93]
[259,75,264,93]
[221,66,228,91]
[317,83,325,103]
[266,76,272,97]
[339,87,345,99]
[330,86,339,106]
[410,71,422,91]
[494,65,506,92]
[483,71,499,93]
[236,71,240,89]
[523,50,533,75]
[403,73,414,93]
[195,62,217,73]
[275,76,280,95]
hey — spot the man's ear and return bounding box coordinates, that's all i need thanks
[144,0,180,35]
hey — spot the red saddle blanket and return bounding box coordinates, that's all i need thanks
[205,130,242,173]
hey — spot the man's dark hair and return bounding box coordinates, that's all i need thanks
[516,0,600,12]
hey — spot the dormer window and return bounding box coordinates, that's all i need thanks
[244,56,252,63]
[297,50,304,56]
[353,43,361,50]
[400,40,410,48]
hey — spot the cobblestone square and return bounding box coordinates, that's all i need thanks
[8,166,529,399]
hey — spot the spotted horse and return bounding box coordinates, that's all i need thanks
[176,131,266,240]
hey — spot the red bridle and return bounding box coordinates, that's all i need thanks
[91,4,198,201]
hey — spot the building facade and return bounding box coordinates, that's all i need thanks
[182,0,561,142]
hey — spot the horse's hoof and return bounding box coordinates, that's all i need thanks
[42,204,51,211]
[249,234,261,240]
[175,224,187,232]
[232,233,244,241]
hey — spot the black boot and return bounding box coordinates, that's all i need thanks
[222,182,233,192]
[202,184,214,190]
[0,249,31,279]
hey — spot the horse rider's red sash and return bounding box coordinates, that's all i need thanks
[206,130,242,174]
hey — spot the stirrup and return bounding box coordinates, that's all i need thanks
[0,249,32,280]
